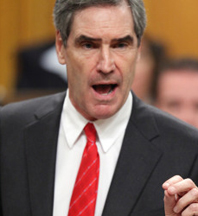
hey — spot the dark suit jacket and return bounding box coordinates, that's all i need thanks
[1,92,198,216]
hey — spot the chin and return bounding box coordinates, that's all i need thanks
[93,108,118,120]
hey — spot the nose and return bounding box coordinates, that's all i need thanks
[96,46,115,74]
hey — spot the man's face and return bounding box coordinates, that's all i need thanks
[155,70,198,128]
[56,2,140,121]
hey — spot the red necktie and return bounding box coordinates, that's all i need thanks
[68,123,100,216]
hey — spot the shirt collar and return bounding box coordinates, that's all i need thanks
[62,90,133,152]
[94,93,132,152]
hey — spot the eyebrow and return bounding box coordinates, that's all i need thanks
[75,35,101,45]
[112,35,134,44]
[75,35,134,44]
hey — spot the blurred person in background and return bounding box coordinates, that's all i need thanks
[17,41,67,90]
[131,34,166,104]
[11,41,68,103]
[154,58,198,128]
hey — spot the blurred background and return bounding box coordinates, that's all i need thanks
[1,0,198,104]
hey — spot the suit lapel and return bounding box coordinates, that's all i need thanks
[24,92,65,216]
[102,94,163,216]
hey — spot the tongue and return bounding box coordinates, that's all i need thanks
[94,84,112,94]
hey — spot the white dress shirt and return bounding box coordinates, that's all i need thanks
[53,90,133,216]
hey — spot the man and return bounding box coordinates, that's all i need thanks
[1,0,198,215]
[155,58,198,129]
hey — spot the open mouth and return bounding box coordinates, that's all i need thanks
[93,84,117,95]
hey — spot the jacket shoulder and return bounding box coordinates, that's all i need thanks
[0,92,66,126]
[132,94,198,143]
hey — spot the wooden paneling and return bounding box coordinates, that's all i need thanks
[144,0,198,57]
[0,0,55,97]
[0,0,20,96]
[18,0,55,46]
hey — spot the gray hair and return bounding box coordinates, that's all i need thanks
[53,0,146,46]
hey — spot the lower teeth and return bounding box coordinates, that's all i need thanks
[101,89,113,96]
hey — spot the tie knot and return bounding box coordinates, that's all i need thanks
[84,123,96,143]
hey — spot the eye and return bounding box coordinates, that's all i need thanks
[117,43,128,48]
[83,42,94,49]
[112,42,128,49]
[81,41,99,49]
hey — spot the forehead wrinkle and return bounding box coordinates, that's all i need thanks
[68,3,138,47]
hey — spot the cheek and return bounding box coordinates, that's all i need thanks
[68,50,97,72]
[123,58,137,82]
[66,54,84,79]
[67,62,92,95]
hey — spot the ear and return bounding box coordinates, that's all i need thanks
[55,31,67,65]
